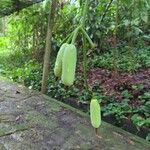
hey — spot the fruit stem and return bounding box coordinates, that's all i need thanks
[95,128,98,135]
[71,26,80,44]
[80,27,95,48]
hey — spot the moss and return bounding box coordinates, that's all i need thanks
[45,101,62,113]
[0,124,14,136]
[0,144,6,150]
[25,110,58,129]
[0,123,29,137]
[43,95,89,118]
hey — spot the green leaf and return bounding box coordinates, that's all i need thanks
[124,19,130,26]
[146,133,150,141]
[131,114,145,127]
[141,15,148,23]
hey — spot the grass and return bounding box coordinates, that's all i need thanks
[0,36,11,65]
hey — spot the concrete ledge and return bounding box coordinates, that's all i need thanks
[0,80,149,149]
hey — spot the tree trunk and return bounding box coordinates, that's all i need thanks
[41,0,57,94]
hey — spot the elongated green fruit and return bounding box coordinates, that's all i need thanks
[54,43,68,77]
[90,99,101,128]
[61,44,77,86]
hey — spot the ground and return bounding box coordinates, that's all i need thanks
[88,68,150,100]
[0,78,149,150]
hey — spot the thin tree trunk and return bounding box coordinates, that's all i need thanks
[41,0,57,93]
[81,0,90,90]
[112,0,119,75]
[100,0,114,23]
[32,27,36,52]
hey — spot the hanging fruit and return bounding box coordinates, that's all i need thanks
[61,44,77,86]
[54,43,68,78]
[90,99,101,129]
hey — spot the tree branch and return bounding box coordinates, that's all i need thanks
[100,0,114,23]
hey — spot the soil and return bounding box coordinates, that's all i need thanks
[87,68,150,101]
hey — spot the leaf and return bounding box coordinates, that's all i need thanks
[131,114,145,127]
[133,27,143,35]
[124,19,130,26]
[141,15,148,23]
[131,18,139,26]
[146,133,150,141]
[142,35,150,40]
[145,118,150,125]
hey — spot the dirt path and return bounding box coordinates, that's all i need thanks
[0,79,149,150]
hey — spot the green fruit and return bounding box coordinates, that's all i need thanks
[54,43,68,77]
[61,44,77,86]
[90,99,101,128]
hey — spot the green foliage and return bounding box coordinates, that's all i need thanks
[90,46,150,72]
[0,36,10,65]
[101,90,150,129]
[102,98,132,120]
[47,80,80,100]
[136,48,150,68]
[79,89,92,102]
[6,60,42,90]
[146,133,150,141]
[131,114,150,127]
